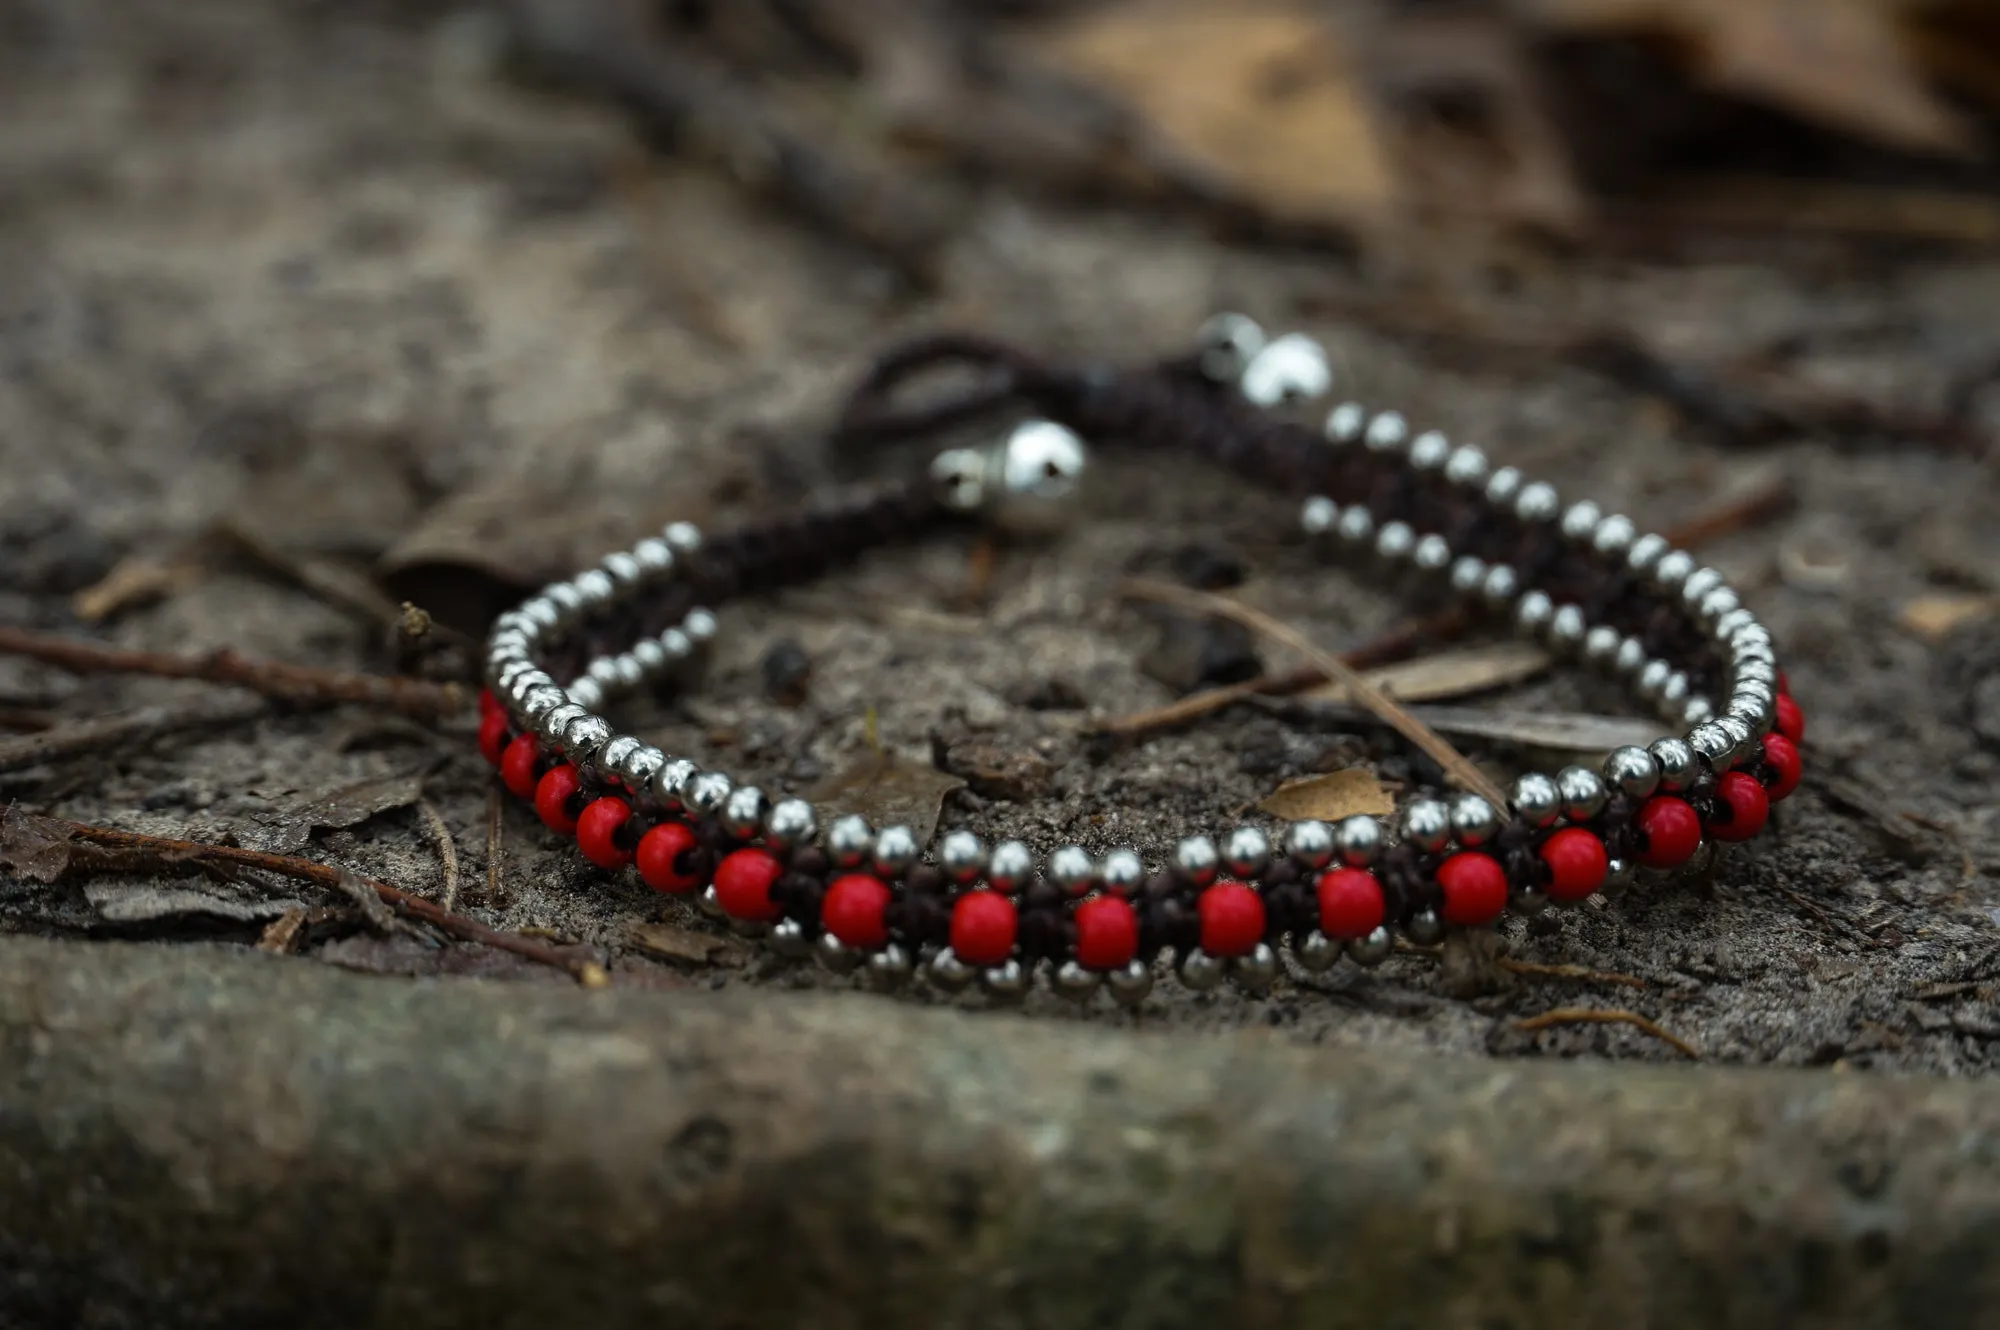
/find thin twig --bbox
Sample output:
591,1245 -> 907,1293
55,819 -> 601,984
1513,1007 -> 1700,1059
417,798 -> 462,913
1497,959 -> 1647,989
0,695 -> 270,774
485,785 -> 506,907
256,907 -> 308,955
0,626 -> 465,720
1118,578 -> 1507,808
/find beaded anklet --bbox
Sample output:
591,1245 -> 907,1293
475,316 -> 1804,1002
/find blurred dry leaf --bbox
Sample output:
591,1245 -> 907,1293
628,921 -> 751,968
1305,642 -> 1550,704
274,771 -> 428,852
1898,592 -> 2000,643
1028,0 -> 1394,228
0,806 -> 74,884
806,752 -> 965,847
1257,768 -> 1395,822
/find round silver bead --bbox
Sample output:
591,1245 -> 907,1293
1515,590 -> 1555,637
658,627 -> 694,664
683,608 -> 719,647
1556,765 -> 1608,821
1484,466 -> 1524,507
616,744 -> 665,791
597,734 -> 642,779
982,959 -> 1028,1001
1683,839 -> 1718,878
1401,799 -> 1451,854
1052,959 -> 1102,1002
1547,604 -> 1587,653
1404,907 -> 1445,946
1178,948 -> 1226,992
1106,958 -> 1154,1006
1444,445 -> 1489,488
1614,635 -> 1648,678
697,883 -> 725,919
989,420 -> 1089,534
1513,882 -> 1550,914
1559,500 -> 1602,542
866,943 -> 913,991
1637,658 -> 1673,703
1658,670 -> 1691,712
686,770 -> 733,816
1603,746 -> 1660,800
925,948 -> 974,993
1347,925 -> 1393,966
631,536 -> 674,576
1100,848 -> 1145,897
1652,549 -> 1696,593
1583,624 -> 1622,671
544,581 -> 585,622
1602,856 -> 1636,894
663,521 -> 702,554
1727,694 -> 1772,738
1222,826 -> 1272,879
1335,815 -> 1382,867
1408,430 -> 1451,472
559,676 -> 603,713
1412,533 -> 1452,574
1048,844 -> 1096,897
600,551 -> 643,588
611,654 -> 646,690
1449,555 -> 1488,597
872,825 -> 921,878
559,714 -> 612,764
769,917 -> 812,960
763,798 -> 817,851
1688,723 -> 1733,770
537,702 -> 586,745
1240,333 -> 1332,408
1511,772 -> 1561,829
1174,835 -> 1220,886
1697,587 -> 1741,628
629,638 -> 669,676
826,814 -> 873,869
1375,521 -> 1416,563
1481,564 -> 1520,608
1715,715 -> 1755,767
653,758 -> 698,810
1364,410 -> 1408,453
1626,532 -> 1669,574
1196,312 -> 1267,381
1680,566 -> 1726,609
1324,401 -> 1367,443
938,830 -> 985,885
1295,929 -> 1340,972
572,568 -> 616,608
1232,942 -> 1279,993
585,656 -> 621,689
1449,794 -> 1499,848
1300,495 -> 1338,537
816,931 -> 863,974
1515,482 -> 1560,523
1335,505 -> 1375,546
520,684 -> 566,722
519,597 -> 560,632
1713,607 -> 1758,642
721,786 -> 768,841
1682,696 -> 1716,727
1284,820 -> 1335,870
1591,514 -> 1637,558
1647,738 -> 1698,793
985,840 -> 1034,894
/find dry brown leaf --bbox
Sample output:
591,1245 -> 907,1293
1029,0 -> 1394,228
1304,642 -> 1550,705
272,771 -> 428,852
1898,592 -> 2000,643
629,921 -> 751,968
0,806 -> 75,884
1257,769 -> 1396,823
806,753 -> 965,847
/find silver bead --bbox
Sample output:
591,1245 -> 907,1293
938,830 -> 985,885
1374,521 -> 1416,562
1335,815 -> 1382,866
764,798 -> 817,851
1680,566 -> 1726,609
986,840 -> 1034,894
1683,696 -> 1716,727
1603,745 -> 1660,800
1485,466 -> 1524,507
1547,604 -> 1587,653
1408,430 -> 1451,472
663,521 -> 702,554
816,931 -> 862,974
686,770 -> 733,816
1688,722 -> 1732,769
1300,495 -> 1338,537
1222,826 -> 1272,879
1173,835 -> 1220,886
631,536 -> 674,576
872,825 -> 921,878
1614,635 -> 1648,678
1324,401 -> 1367,442
1511,772 -> 1561,829
537,702 -> 586,745
1196,312 -> 1266,381
1637,658 -> 1673,702
496,658 -> 541,691
1444,444 -> 1489,488
1449,794 -> 1499,848
1658,670 -> 1690,712
1481,564 -> 1519,608
599,551 -> 642,588
1515,590 -> 1555,637
597,734 -> 641,780
1515,482 -> 1560,523
1100,848 -> 1144,897
1592,514 -> 1637,558
721,786 -> 768,840
925,947 -> 974,993
1556,765 -> 1607,821
769,917 -> 812,960
610,653 -> 645,690
827,814 -> 873,868
1715,715 -> 1754,769
866,943 -> 913,991
1697,586 -> 1741,628
992,420 -> 1088,534
559,676 -> 602,713
1402,799 -> 1451,854
544,581 -> 585,622
1364,410 -> 1408,452
616,744 -> 665,791
982,959 -> 1028,1001
697,883 -> 725,918
1240,333 -> 1332,407
1602,856 -> 1635,895
1178,948 -> 1226,991
1513,882 -> 1550,914
1683,838 -> 1717,878
1713,607 -> 1758,642
1347,925 -> 1393,967
1449,555 -> 1488,597
1404,907 -> 1445,946
1652,549 -> 1696,593
1626,532 -> 1669,574
1559,500 -> 1602,542
629,638 -> 668,675
1412,533 -> 1452,574
1284,820 -> 1335,870
518,597 -> 560,633
585,656 -> 622,689
1106,958 -> 1154,1006
1294,929 -> 1341,972
520,684 -> 566,722
1232,942 -> 1279,993
682,608 -> 719,648
653,758 -> 698,810
659,627 -> 694,664
1583,624 -> 1622,671
1049,844 -> 1096,897
929,447 -> 987,512
1335,505 -> 1375,546
560,714 -> 612,765
1648,738 -> 1698,793
1052,959 -> 1101,1001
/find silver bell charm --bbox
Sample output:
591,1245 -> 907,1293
931,419 -> 1088,535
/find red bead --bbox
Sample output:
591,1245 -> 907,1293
1436,852 -> 1508,927
1774,693 -> 1805,744
500,734 -> 543,799
1196,881 -> 1265,957
1539,828 -> 1608,903
1315,868 -> 1384,940
951,890 -> 1017,966
1074,895 -> 1139,970
478,688 -> 502,718
636,821 -> 702,894
713,848 -> 784,922
533,764 -> 583,834
823,874 -> 892,949
1710,770 -> 1769,843
576,796 -> 634,870
1636,795 -> 1702,868
478,707 -> 512,768
1760,733 -> 1802,801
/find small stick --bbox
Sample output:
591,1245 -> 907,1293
57,820 -> 599,983
257,907 -> 308,955
0,626 -> 465,720
484,785 -> 506,907
418,798 -> 462,913
1513,1007 -> 1700,1059
1118,579 -> 1508,808
0,695 -> 269,774
1497,959 -> 1647,989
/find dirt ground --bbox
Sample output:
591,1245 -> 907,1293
4,0 -> 1999,1076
